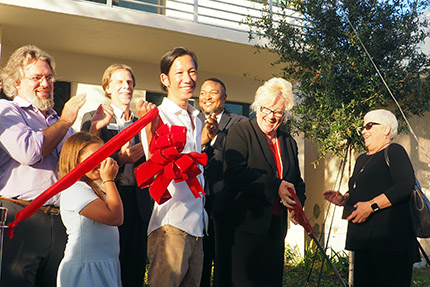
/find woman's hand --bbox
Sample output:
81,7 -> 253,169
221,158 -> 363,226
100,157 -> 119,182
322,190 -> 346,206
278,180 -> 296,209
288,209 -> 299,225
346,201 -> 373,223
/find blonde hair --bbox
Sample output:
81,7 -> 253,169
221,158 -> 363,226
0,45 -> 55,99
364,109 -> 398,139
101,64 -> 135,98
251,77 -> 294,120
59,132 -> 105,199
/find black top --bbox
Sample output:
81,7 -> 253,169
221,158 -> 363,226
216,119 -> 306,236
198,111 -> 248,217
344,143 -> 419,262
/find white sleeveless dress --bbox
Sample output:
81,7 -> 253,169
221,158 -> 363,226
57,181 -> 121,287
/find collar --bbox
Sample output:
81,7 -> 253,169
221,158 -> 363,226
215,110 -> 224,123
162,97 -> 200,118
202,110 -> 225,123
110,103 -> 134,122
13,96 -> 58,118
204,110 -> 224,122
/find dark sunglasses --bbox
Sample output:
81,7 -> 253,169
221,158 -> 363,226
362,122 -> 381,131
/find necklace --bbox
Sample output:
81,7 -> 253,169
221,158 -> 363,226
352,154 -> 374,189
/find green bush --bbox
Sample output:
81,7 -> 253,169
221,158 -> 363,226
283,244 -> 348,287
283,244 -> 430,287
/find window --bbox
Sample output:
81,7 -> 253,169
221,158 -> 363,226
53,81 -> 71,116
145,91 -> 165,106
225,101 -> 250,117
113,0 -> 165,14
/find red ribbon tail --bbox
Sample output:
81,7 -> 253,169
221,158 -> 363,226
149,172 -> 173,204
288,187 -> 315,237
6,222 -> 15,239
158,190 -> 172,205
134,161 -> 161,188
186,177 -> 205,199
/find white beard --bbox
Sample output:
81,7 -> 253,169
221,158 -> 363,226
28,92 -> 55,112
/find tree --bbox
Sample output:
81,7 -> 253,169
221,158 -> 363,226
248,0 -> 430,159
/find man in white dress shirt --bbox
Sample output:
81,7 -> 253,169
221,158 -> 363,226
137,47 -> 208,287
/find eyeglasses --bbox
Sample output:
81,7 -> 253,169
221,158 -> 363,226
362,122 -> 381,131
260,106 -> 285,118
25,75 -> 56,83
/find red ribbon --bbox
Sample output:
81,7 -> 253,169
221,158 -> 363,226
6,108 -> 159,238
288,187 -> 314,237
134,124 -> 208,205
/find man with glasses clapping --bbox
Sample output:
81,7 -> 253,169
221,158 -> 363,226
0,45 -> 86,287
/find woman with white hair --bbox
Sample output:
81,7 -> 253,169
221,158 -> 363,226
215,77 -> 306,286
323,109 -> 420,286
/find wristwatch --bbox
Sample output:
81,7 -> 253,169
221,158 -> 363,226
370,200 -> 380,212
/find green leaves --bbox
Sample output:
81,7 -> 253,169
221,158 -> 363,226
248,0 -> 430,159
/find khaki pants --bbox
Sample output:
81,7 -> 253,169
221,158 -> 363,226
148,225 -> 203,287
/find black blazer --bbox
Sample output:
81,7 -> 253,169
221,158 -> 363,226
81,110 -> 152,222
198,111 -> 248,197
215,119 -> 306,236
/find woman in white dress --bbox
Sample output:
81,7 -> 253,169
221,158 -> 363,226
57,132 -> 123,287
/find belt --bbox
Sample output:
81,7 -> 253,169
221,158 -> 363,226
0,196 -> 60,215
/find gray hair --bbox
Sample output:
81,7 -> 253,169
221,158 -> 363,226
250,77 -> 294,121
364,109 -> 398,139
0,45 -> 56,99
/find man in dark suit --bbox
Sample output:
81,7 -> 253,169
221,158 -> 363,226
198,78 -> 248,287
81,64 -> 152,287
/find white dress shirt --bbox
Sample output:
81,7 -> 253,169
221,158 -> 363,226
141,97 -> 208,237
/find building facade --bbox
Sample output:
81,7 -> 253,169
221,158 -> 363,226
0,0 -> 428,262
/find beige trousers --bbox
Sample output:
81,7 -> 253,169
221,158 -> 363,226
147,225 -> 204,287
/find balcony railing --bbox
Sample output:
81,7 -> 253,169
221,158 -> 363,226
83,0 -> 301,33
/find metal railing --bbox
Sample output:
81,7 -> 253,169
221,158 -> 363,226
84,0 -> 301,33
0,207 -> 7,280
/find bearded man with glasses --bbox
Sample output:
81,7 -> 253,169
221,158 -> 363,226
0,45 -> 86,287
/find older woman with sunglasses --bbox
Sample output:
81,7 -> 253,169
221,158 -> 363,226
214,77 -> 305,286
323,109 -> 420,287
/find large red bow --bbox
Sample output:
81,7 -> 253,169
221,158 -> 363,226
134,124 -> 208,204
